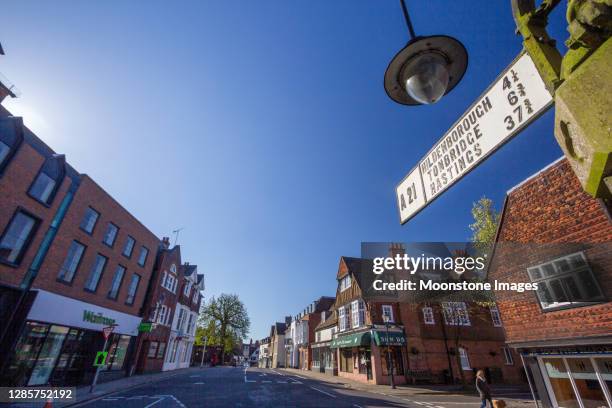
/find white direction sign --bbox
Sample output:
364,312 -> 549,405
396,52 -> 553,224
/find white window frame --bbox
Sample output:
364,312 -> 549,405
422,306 -> 435,325
442,302 -> 471,326
339,306 -> 347,331
340,275 -> 352,292
490,305 -> 502,327
381,304 -> 394,323
502,347 -> 514,365
459,347 -> 471,370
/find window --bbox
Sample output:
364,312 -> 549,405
339,275 -> 352,292
528,252 -> 605,310
0,117 -> 24,174
106,334 -> 131,370
157,304 -> 168,325
122,236 -> 135,257
170,264 -> 177,274
176,308 -> 187,332
57,241 -> 86,283
80,207 -> 99,234
442,302 -> 470,326
84,254 -> 107,292
125,273 -> 141,305
422,307 -> 435,325
28,155 -> 64,205
156,342 -> 166,359
338,306 -> 348,331
108,265 -> 126,299
161,272 -> 177,293
502,347 -> 514,365
382,304 -> 394,323
458,347 -> 470,370
148,341 -> 159,358
0,210 -> 39,265
351,300 -> 365,328
137,246 -> 149,266
187,314 -> 195,334
184,281 -> 192,297
103,223 -> 118,247
490,305 -> 502,327
192,289 -> 198,304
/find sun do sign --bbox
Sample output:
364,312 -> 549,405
396,52 -> 554,224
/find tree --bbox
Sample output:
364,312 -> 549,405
197,293 -> 250,364
469,196 -> 500,255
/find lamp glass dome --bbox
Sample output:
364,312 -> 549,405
404,53 -> 449,104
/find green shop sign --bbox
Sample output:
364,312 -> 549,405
138,322 -> 154,332
372,330 -> 406,347
330,331 -> 371,348
83,310 -> 116,326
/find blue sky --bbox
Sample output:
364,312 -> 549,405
1,1 -> 567,340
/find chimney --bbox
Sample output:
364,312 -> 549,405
161,237 -> 170,249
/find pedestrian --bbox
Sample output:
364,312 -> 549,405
476,369 -> 493,408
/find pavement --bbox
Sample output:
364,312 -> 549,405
8,365 -> 536,407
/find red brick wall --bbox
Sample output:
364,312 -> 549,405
491,158 -> 612,344
0,143 -> 73,287
31,175 -> 160,316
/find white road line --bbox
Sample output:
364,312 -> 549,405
194,382 -> 205,384
143,397 -> 164,408
127,396 -> 144,399
292,374 -> 306,379
353,405 -> 364,408
262,380 -> 272,383
276,380 -> 287,383
291,380 -> 302,384
309,386 -> 337,398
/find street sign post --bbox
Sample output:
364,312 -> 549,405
396,52 -> 554,224
90,325 -> 116,393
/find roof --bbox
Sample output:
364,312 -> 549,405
182,263 -> 198,276
315,313 -> 337,331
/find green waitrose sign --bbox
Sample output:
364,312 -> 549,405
83,310 -> 116,326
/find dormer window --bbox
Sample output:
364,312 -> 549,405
28,155 -> 65,205
339,275 -> 352,292
170,264 -> 177,274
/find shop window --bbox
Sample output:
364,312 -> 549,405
148,341 -> 158,358
490,305 -> 502,327
382,304 -> 394,323
122,236 -> 135,258
567,358 -> 609,408
28,325 -> 70,385
1,321 -> 49,386
0,117 -> 24,175
84,254 -> 107,292
102,223 -> 119,247
157,342 -> 167,359
528,252 -> 605,311
542,358 -> 579,408
442,302 -> 471,326
458,347 -> 471,370
0,209 -> 40,266
106,335 -> 131,370
107,265 -> 126,300
422,306 -> 435,325
380,347 -> 404,376
28,155 -> 65,205
502,347 -> 514,365
57,241 -> 86,283
80,207 -> 99,235
125,273 -> 141,305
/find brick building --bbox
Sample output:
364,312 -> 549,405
488,158 -> 612,407
0,102 -> 160,386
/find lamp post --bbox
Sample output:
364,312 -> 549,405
382,313 -> 396,389
200,336 -> 207,368
384,0 -> 468,106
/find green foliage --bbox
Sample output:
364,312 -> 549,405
197,293 -> 250,358
469,196 -> 500,254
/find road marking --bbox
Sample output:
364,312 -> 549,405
276,380 -> 287,383
143,397 -> 164,408
353,405 -> 364,408
262,380 -> 272,383
194,382 -> 205,384
189,375 -> 200,378
309,386 -> 337,398
292,374 -> 306,379
127,396 -> 144,399
291,380 -> 302,384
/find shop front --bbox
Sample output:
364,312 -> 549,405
520,345 -> 612,408
332,330 -> 374,383
1,290 -> 141,387
371,328 -> 407,386
311,341 -> 337,375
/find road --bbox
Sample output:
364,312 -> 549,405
73,366 -> 528,408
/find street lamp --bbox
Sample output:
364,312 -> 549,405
384,0 -> 468,105
382,312 -> 396,389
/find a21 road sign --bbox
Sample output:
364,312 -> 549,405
396,52 -> 554,225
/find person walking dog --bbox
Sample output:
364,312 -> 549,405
476,370 -> 493,408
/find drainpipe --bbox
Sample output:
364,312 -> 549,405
0,175 -> 80,373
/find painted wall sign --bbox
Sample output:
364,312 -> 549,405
396,52 -> 553,224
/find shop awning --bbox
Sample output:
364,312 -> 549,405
372,330 -> 407,347
330,331 -> 371,348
